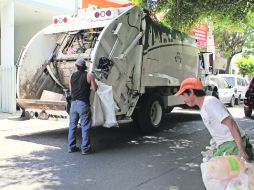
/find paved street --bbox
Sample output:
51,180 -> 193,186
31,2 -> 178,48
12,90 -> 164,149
0,105 -> 253,190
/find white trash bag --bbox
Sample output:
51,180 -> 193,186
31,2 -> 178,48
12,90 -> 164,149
225,173 -> 249,190
201,155 -> 254,190
91,92 -> 104,127
96,81 -> 118,128
200,162 -> 228,190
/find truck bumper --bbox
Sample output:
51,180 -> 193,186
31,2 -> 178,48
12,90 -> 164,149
17,99 -> 66,111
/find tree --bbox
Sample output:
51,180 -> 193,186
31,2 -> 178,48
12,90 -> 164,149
133,0 -> 253,32
236,57 -> 254,77
212,12 -> 254,73
133,0 -> 254,73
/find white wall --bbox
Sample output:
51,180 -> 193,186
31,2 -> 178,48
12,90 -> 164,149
214,50 -> 227,71
0,0 -> 77,113
14,20 -> 49,63
13,0 -> 77,63
230,54 -> 241,74
0,0 -> 16,113
16,0 -> 76,12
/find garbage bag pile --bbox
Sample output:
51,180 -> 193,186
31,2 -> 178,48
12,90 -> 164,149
201,139 -> 254,190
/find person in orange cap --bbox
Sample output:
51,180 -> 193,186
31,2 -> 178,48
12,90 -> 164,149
175,77 -> 254,161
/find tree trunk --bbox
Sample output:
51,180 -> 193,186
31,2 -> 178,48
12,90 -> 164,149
225,56 -> 232,73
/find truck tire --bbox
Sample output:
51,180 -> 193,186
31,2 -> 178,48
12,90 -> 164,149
229,96 -> 235,107
165,107 -> 173,114
244,106 -> 252,117
137,94 -> 164,133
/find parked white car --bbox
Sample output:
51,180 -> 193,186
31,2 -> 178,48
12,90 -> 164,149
206,75 -> 236,107
218,74 -> 248,104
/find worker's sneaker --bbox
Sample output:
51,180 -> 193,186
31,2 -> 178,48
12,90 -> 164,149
81,147 -> 92,155
68,146 -> 80,153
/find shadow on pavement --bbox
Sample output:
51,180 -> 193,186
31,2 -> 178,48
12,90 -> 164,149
6,111 -> 202,150
2,111 -> 206,190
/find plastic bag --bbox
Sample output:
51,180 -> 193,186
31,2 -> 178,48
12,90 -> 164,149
201,162 -> 228,190
225,173 -> 249,190
207,155 -> 246,180
201,155 -> 254,190
91,92 -> 104,127
96,81 -> 118,128
247,164 -> 254,190
201,138 -> 217,163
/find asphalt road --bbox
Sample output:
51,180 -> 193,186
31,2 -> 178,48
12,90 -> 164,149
0,105 -> 253,190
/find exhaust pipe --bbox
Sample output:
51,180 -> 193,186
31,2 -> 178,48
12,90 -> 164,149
34,112 -> 39,118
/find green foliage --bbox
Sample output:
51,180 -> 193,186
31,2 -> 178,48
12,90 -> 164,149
132,0 -> 254,73
236,57 -> 254,77
132,0 -> 254,32
132,0 -> 145,7
212,12 -> 254,72
242,12 -> 254,57
213,30 -> 245,59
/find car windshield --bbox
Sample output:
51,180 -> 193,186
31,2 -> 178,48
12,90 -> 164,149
222,77 -> 235,87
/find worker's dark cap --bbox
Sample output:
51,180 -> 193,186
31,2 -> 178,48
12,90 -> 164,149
75,57 -> 86,67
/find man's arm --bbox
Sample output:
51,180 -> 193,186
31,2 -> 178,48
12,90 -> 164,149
87,73 -> 97,92
222,116 -> 249,160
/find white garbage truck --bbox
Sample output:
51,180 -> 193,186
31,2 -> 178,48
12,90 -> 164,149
16,6 -> 212,132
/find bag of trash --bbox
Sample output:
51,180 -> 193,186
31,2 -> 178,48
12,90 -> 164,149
225,173 -> 249,190
96,81 -> 118,128
207,155 -> 246,180
201,155 -> 254,190
91,92 -> 104,127
200,162 -> 228,190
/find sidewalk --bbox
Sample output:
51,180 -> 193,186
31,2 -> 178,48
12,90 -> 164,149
0,111 -> 22,120
0,110 -> 68,135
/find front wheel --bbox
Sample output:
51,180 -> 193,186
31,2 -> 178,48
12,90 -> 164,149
235,95 -> 240,105
136,94 -> 164,133
229,96 -> 235,107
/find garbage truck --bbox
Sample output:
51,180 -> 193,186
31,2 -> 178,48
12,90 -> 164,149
16,6 -> 212,132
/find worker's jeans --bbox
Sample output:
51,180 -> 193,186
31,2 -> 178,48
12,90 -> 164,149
68,100 -> 91,152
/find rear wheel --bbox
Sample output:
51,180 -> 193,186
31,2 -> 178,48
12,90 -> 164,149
136,94 -> 165,133
244,106 -> 252,117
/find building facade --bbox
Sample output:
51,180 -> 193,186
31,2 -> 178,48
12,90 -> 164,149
82,0 -> 132,8
0,0 -> 78,113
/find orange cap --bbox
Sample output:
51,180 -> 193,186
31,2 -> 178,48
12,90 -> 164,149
175,77 -> 203,96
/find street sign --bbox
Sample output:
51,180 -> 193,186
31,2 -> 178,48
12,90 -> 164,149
192,23 -> 208,48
